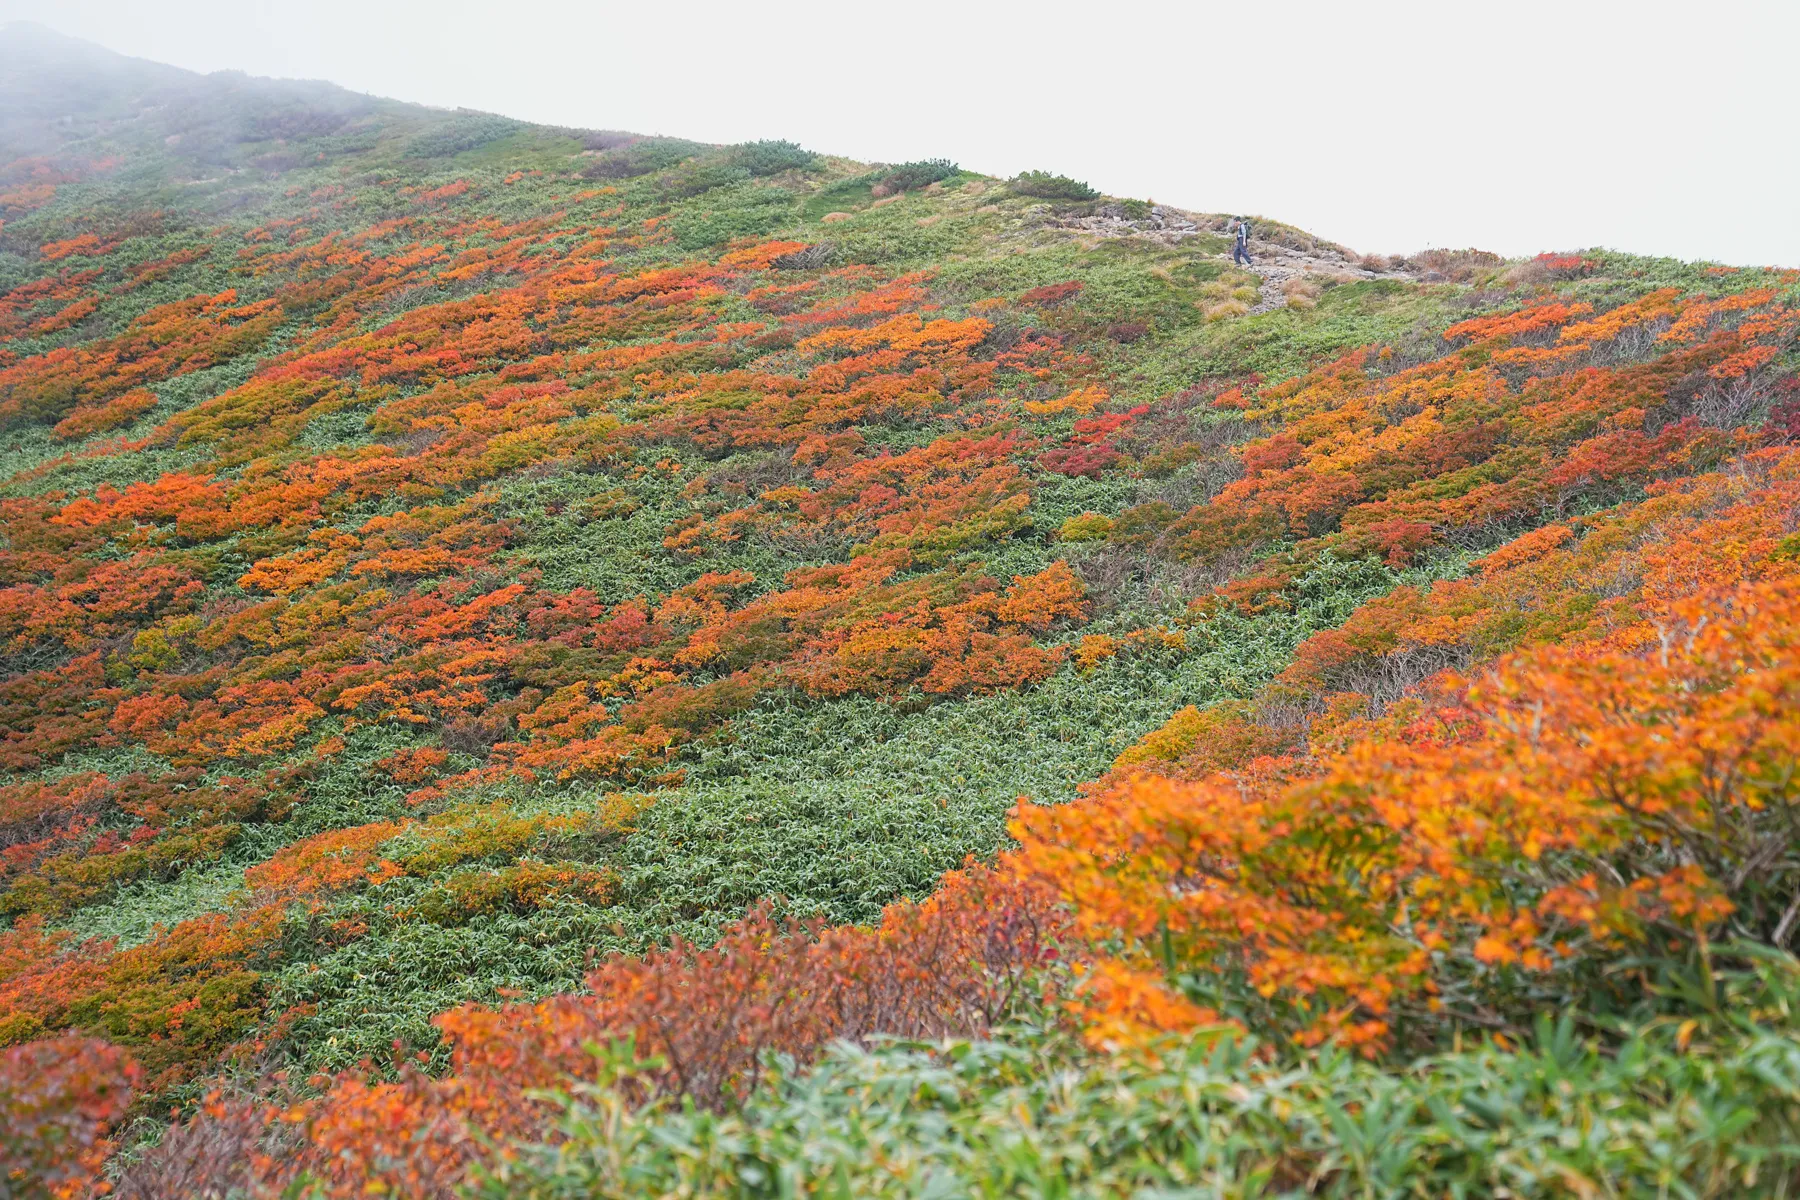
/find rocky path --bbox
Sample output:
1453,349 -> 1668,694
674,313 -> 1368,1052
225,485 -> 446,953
1232,237 -> 1416,313
1040,201 -> 1417,312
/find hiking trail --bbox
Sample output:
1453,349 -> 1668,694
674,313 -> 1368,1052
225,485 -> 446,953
1037,201 -> 1417,312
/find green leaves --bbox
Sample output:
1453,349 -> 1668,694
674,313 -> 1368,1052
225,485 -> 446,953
480,998 -> 1800,1198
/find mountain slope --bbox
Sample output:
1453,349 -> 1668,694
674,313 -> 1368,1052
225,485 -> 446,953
2,28 -> 1799,1197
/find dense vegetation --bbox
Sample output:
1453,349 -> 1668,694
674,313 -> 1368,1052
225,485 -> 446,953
2,20 -> 1799,1198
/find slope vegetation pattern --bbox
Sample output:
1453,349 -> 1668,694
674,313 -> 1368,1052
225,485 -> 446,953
2,22 -> 1800,1198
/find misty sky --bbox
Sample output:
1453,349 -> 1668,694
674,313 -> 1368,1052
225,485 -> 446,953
4,0 -> 1796,266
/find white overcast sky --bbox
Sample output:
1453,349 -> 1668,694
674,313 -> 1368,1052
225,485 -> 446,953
5,0 -> 1797,265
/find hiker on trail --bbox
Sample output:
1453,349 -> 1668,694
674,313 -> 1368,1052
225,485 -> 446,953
1232,217 -> 1253,266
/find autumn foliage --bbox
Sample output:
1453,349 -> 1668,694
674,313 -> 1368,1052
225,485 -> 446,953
1015,445 -> 1800,1050
5,44 -> 1800,1195
0,1037 -> 138,1199
121,866 -> 1059,1197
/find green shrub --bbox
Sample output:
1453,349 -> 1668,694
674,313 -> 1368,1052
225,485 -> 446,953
1057,512 -> 1114,542
657,160 -> 751,201
1010,170 -> 1098,201
876,159 -> 958,195
580,138 -> 698,180
476,954 -> 1800,1197
402,114 -> 524,160
729,140 -> 816,176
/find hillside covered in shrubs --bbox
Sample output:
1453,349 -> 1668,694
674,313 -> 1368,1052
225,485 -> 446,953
3,21 -> 1800,1197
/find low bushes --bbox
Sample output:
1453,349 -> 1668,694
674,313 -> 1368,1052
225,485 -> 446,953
481,978 -> 1800,1198
872,159 -> 957,195
1009,169 -> 1098,201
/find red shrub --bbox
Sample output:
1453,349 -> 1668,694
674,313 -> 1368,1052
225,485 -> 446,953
0,1037 -> 139,1199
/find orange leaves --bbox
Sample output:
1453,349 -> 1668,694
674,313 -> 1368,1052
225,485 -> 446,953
417,179 -> 473,204
1555,287 -> 1682,346
49,387 -> 158,441
15,126 -> 1796,1144
1011,444 -> 1800,1054
244,822 -> 405,899
402,583 -> 526,643
375,861 -> 1057,1124
38,233 -> 111,261
1067,960 -> 1217,1052
236,539 -> 352,596
718,239 -> 811,269
375,746 -> 449,785
1270,443 -> 1800,712
167,376 -> 352,462
0,290 -> 279,428
1023,385 -> 1108,417
1238,432 -> 1304,477
165,680 -> 326,765
0,905 -> 284,1090
1009,766 -> 1420,1049
1444,300 -> 1594,345
51,472 -> 235,537
668,557 -> 1087,701
1015,535 -> 1800,1049
1112,287 -> 1794,586
1710,343 -> 1780,379
1111,700 -> 1299,779
995,560 -> 1089,631
1658,288 -> 1781,345
0,774 -> 110,863
1,223 -> 1095,806
0,919 -> 97,1047
507,705 -> 678,784
795,311 -> 992,359
0,552 -> 205,658
149,863 -> 1060,1196
811,431 -> 1035,562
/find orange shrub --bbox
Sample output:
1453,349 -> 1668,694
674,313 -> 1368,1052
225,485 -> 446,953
1015,564 -> 1800,1050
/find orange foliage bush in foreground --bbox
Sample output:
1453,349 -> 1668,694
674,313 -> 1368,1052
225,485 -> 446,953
1014,448 -> 1800,1050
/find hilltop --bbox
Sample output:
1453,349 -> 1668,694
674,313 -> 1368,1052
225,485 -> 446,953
2,25 -> 1800,1197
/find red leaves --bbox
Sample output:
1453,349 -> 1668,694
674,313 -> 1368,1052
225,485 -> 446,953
1020,280 -> 1084,307
0,291 -> 279,428
1239,433 -> 1304,477
0,1037 -> 139,1199
1107,289 -> 1796,581
1038,442 -> 1121,478
274,864 -> 1062,1194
